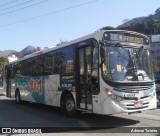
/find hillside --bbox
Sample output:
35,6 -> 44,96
118,8 -> 160,28
102,8 -> 160,35
20,45 -> 37,58
117,8 -> 160,35
118,17 -> 146,28
0,46 -> 38,58
0,50 -> 17,57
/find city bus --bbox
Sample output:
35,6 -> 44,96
3,30 -> 157,117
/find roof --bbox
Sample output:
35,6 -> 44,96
6,30 -> 149,65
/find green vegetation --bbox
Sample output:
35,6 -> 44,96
0,57 -> 9,77
152,58 -> 160,74
101,20 -> 160,35
117,20 -> 160,35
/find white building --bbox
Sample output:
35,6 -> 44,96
7,54 -> 18,62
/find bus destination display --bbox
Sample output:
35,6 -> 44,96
103,32 -> 149,45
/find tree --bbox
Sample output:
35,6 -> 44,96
100,26 -> 115,30
155,8 -> 160,14
0,57 -> 9,72
0,57 -> 9,85
151,58 -> 159,74
37,47 -> 41,51
122,19 -> 130,24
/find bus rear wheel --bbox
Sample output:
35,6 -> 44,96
64,94 -> 80,117
15,91 -> 21,103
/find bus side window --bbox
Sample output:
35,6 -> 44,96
31,56 -> 44,76
44,52 -> 54,75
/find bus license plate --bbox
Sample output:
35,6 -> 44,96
134,102 -> 143,108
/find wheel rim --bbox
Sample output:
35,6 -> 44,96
66,99 -> 74,112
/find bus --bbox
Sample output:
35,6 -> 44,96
3,30 -> 157,117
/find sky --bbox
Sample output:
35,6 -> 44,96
0,0 -> 160,51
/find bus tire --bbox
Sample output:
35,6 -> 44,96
15,90 -> 21,103
64,94 -> 80,117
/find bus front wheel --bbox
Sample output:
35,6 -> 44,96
64,94 -> 80,117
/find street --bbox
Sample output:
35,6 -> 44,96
0,88 -> 160,136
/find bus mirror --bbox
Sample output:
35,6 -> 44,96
100,46 -> 105,59
99,40 -> 106,59
138,46 -> 144,56
99,46 -> 105,67
99,40 -> 105,46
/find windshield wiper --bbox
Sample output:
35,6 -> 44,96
126,66 -> 136,71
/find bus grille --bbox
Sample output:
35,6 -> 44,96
114,84 -> 154,110
127,106 -> 148,110
116,85 -> 154,93
123,96 -> 150,101
124,102 -> 149,110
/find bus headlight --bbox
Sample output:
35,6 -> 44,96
105,88 -> 112,96
105,88 -> 124,102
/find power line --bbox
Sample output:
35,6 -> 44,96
0,0 -> 99,28
0,0 -> 20,8
0,0 -> 35,12
0,0 -> 49,17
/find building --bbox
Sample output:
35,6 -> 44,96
0,50 -> 19,62
150,34 -> 160,77
150,35 -> 160,63
7,54 -> 18,62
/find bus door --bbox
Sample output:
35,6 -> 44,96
76,46 -> 93,110
6,66 -> 11,97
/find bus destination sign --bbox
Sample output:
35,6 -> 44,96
103,32 -> 149,45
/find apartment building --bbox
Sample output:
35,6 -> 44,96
150,34 -> 160,77
150,35 -> 160,61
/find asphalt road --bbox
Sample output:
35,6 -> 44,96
0,88 -> 160,135
0,95 -> 139,129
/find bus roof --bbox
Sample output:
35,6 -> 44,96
6,30 -> 149,65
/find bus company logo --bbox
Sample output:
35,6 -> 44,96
29,79 -> 42,95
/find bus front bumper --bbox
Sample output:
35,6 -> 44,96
101,94 -> 157,115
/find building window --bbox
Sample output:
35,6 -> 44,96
150,50 -> 155,54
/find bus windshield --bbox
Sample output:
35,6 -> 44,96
102,45 -> 154,82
